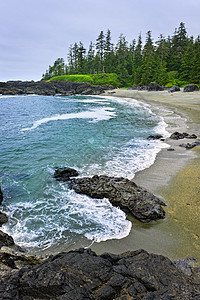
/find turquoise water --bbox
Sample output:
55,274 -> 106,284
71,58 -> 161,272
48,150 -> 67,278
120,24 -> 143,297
0,94 -> 168,253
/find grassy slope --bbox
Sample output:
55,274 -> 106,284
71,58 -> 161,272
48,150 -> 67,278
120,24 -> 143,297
48,73 -> 121,87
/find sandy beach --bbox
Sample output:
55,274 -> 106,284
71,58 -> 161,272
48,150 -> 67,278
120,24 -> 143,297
91,89 -> 200,263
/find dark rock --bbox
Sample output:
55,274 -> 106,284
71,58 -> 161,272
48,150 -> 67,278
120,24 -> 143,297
65,175 -> 166,223
170,131 -> 198,140
183,84 -> 199,92
168,85 -> 180,92
147,82 -> 164,91
0,80 -> 105,96
54,167 -> 79,181
0,250 -> 42,271
167,148 -> 175,151
187,134 -> 198,139
179,141 -> 200,150
0,185 -> 3,205
0,212 -> 8,226
0,230 -> 14,248
0,248 -> 199,299
147,134 -> 163,140
128,85 -> 147,90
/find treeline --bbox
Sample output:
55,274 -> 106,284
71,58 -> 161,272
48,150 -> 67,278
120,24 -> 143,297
42,22 -> 200,87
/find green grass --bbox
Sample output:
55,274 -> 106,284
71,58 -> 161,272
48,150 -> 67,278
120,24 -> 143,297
48,73 -> 121,87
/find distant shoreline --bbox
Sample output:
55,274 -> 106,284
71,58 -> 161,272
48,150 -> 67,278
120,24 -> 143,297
91,89 -> 200,263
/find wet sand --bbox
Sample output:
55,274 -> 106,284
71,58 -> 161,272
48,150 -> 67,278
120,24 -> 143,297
91,89 -> 200,263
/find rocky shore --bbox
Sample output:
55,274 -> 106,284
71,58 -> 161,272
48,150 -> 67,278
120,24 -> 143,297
0,80 -> 105,96
0,247 -> 200,299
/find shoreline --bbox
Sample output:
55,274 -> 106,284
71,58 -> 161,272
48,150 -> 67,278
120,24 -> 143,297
90,89 -> 200,263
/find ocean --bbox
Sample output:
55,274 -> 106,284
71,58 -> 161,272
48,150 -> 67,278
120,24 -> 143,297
0,94 -> 169,254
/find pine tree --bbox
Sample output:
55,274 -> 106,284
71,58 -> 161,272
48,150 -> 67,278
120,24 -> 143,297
167,22 -> 188,75
132,34 -> 143,84
141,31 -> 155,85
86,42 -> 95,74
115,34 -> 131,85
154,34 -> 169,85
42,58 -> 66,80
77,42 -> 86,74
96,31 -> 105,72
104,29 -> 114,73
190,35 -> 200,83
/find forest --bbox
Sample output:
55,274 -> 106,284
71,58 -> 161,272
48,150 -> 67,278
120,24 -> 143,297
42,22 -> 200,87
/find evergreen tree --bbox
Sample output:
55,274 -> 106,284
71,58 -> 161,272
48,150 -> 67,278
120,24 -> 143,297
42,58 -> 66,80
132,34 -> 143,84
77,42 -> 86,74
167,22 -> 188,74
96,31 -> 105,72
190,35 -> 200,83
115,34 -> 131,85
154,34 -> 169,85
141,31 -> 155,85
180,36 -> 194,81
104,29 -> 114,73
86,42 -> 95,74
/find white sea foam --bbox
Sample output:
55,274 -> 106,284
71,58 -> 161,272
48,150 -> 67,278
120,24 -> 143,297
2,187 -> 132,250
83,138 -> 169,179
21,107 -> 116,131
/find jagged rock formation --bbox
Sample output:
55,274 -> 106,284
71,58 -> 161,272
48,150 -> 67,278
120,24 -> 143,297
0,248 -> 199,299
0,80 -> 105,96
54,171 -> 166,223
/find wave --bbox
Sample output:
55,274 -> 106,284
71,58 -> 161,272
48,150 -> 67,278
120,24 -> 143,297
21,107 -> 116,131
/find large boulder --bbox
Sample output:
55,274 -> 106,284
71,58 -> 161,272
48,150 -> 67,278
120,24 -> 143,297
169,85 -> 180,92
147,82 -> 164,91
0,248 -> 199,299
54,167 -> 79,181
66,175 -> 166,223
183,84 -> 199,92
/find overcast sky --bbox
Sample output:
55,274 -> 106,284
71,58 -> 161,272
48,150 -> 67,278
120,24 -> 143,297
0,0 -> 199,82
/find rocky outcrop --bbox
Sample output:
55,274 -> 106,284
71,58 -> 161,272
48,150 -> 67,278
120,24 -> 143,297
183,84 -> 199,92
169,85 -> 180,92
0,248 -> 199,299
0,80 -> 105,96
170,132 -> 197,140
0,230 -> 14,248
54,167 -> 79,181
0,213 -> 8,227
147,82 -> 164,91
64,175 -> 166,223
